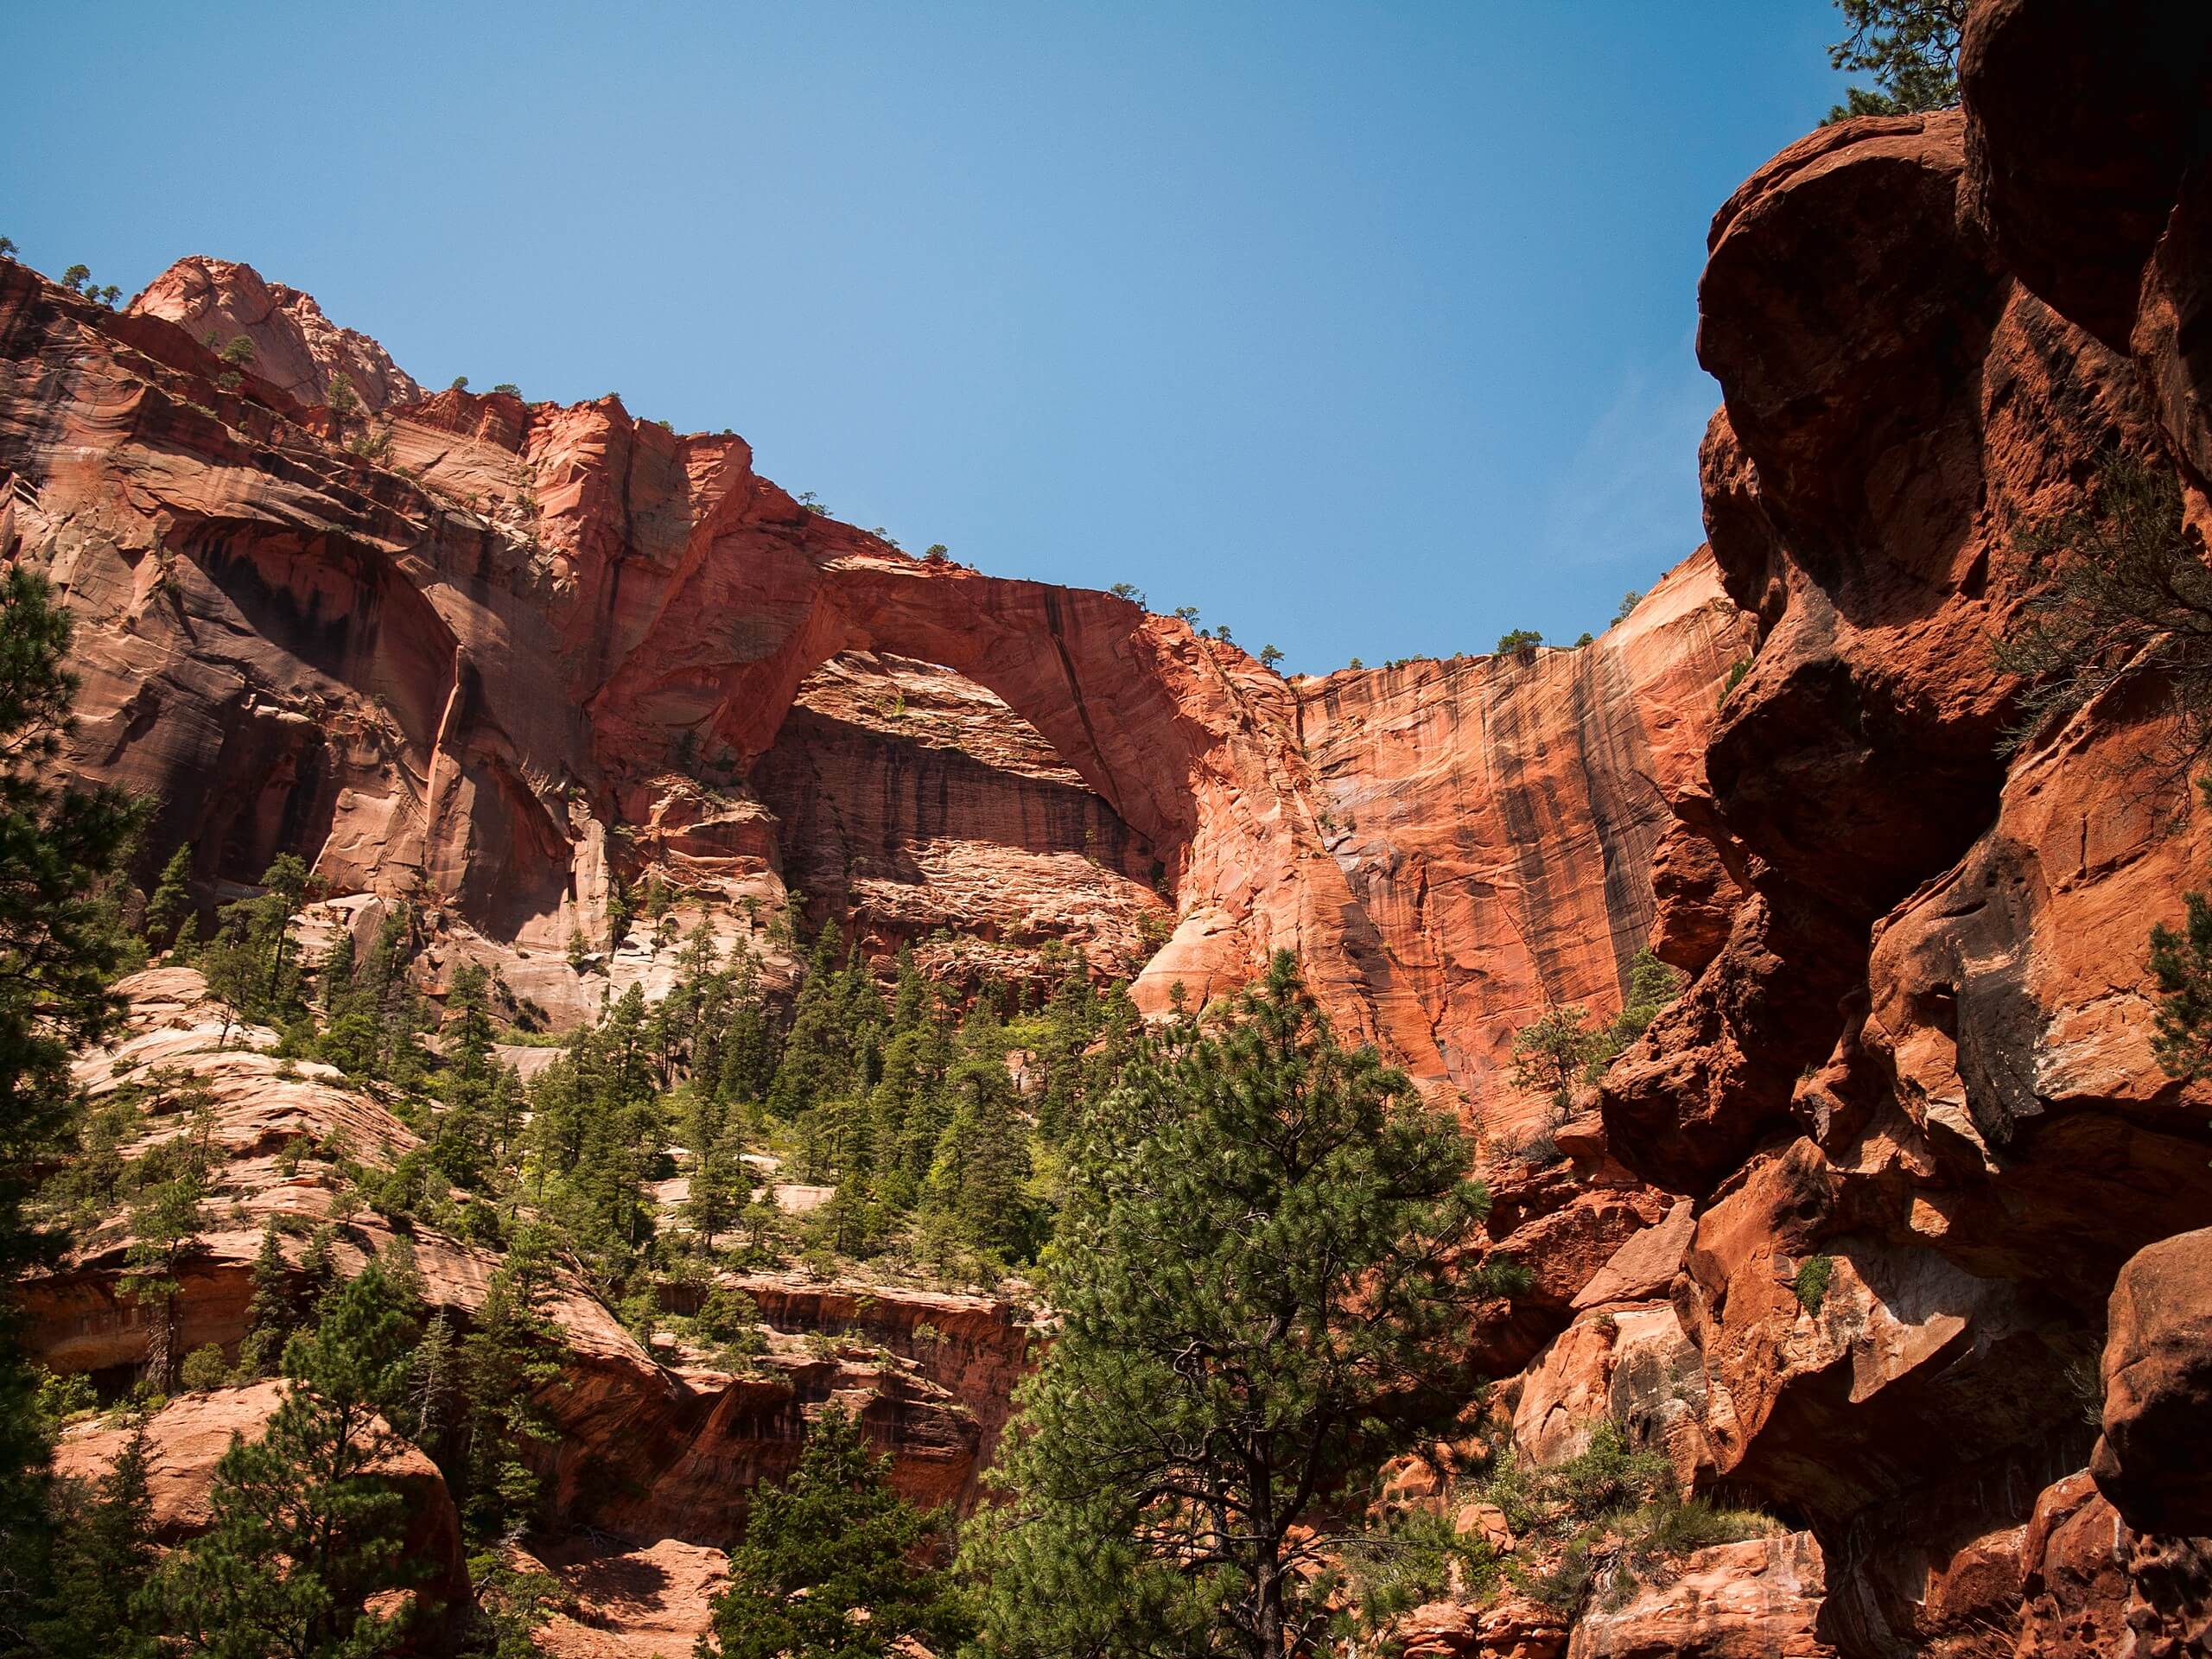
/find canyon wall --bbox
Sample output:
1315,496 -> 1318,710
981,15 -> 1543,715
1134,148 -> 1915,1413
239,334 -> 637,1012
1531,4 -> 2212,1654
1,247 -> 1745,1111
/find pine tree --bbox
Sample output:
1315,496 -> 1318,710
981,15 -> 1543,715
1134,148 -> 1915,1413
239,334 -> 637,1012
123,1145 -> 207,1394
684,1096 -> 751,1253
1508,1003 -> 1612,1117
157,1259 -> 423,1659
0,569 -> 143,1647
141,842 -> 195,952
969,953 -> 1524,1659
202,855 -> 312,1028
237,1222 -> 299,1380
454,1230 -> 561,1541
32,1414 -> 161,1658
918,1048 -> 1033,1266
768,929 -> 852,1119
700,1403 -> 969,1659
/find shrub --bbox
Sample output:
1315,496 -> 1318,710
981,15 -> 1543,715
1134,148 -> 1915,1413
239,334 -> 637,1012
1993,456 -> 2209,761
1497,628 -> 1544,657
1611,590 -> 1643,626
179,1343 -> 229,1391
448,375 -> 468,391
493,382 -> 520,397
1793,1254 -> 1834,1314
1719,658 -> 1751,704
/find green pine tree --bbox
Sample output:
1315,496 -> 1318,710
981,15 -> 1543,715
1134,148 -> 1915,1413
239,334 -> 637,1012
238,1222 -> 300,1380
0,569 -> 144,1646
141,842 -> 195,952
157,1258 -> 423,1659
454,1229 -> 561,1541
31,1413 -> 161,1658
700,1403 -> 969,1659
968,953 -> 1525,1659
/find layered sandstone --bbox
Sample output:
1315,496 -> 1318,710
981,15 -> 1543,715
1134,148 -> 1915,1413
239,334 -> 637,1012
1297,556 -> 1752,1128
3,245 -> 1746,1106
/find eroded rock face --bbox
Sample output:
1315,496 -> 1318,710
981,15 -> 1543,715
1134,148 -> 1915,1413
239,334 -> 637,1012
1581,5 -> 2212,1656
5,248 -> 1746,1101
129,255 -> 426,412
2094,1228 -> 2212,1539
520,1535 -> 729,1659
751,652 -> 1172,975
1298,555 -> 1752,1125
1564,1534 -> 1830,1659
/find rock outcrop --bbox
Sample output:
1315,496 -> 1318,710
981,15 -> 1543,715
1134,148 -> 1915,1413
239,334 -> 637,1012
128,256 -> 425,411
1565,1534 -> 1830,1659
1558,3 -> 2212,1655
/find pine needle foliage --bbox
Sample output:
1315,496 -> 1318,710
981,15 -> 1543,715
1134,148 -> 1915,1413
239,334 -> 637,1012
701,1403 -> 969,1659
970,952 -> 1526,1659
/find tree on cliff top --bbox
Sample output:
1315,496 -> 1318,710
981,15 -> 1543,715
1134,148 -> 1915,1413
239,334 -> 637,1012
969,953 -> 1524,1659
700,1402 -> 969,1659
1825,1 -> 1966,121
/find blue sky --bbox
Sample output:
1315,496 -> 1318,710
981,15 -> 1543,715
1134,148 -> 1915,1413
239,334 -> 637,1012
4,3 -> 1852,673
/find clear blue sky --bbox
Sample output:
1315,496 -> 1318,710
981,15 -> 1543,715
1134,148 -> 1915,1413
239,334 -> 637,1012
5,3 -> 1853,674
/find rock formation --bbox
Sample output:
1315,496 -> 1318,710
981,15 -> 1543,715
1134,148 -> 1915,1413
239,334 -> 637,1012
1558,3 -> 2212,1653
2,245 -> 1745,1103
12,3 -> 2212,1652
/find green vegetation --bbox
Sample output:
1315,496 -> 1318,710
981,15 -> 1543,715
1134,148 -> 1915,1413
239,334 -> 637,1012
1259,642 -> 1285,669
701,1403 -> 969,1659
1471,1423 -> 1775,1617
60,265 -> 122,308
1825,1 -> 1965,122
966,954 -> 1525,1659
1497,628 -> 1543,657
1793,1255 -> 1834,1315
1992,457 -> 2212,760
2151,885 -> 2212,1079
1611,590 -> 1642,627
1719,657 -> 1751,704
0,569 -> 143,1646
1507,950 -> 1687,1140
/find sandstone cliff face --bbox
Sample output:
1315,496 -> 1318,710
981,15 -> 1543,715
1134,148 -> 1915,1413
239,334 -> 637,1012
751,651 -> 1172,975
1299,554 -> 1752,1129
1546,5 -> 2212,1654
3,249 -> 1744,1109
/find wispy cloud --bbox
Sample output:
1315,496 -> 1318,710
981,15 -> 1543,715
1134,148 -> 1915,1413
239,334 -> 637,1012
1540,358 -> 1718,569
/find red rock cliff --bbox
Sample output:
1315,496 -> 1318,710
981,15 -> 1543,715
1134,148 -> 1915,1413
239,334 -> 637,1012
1,253 -> 1744,1115
1561,3 -> 2212,1653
